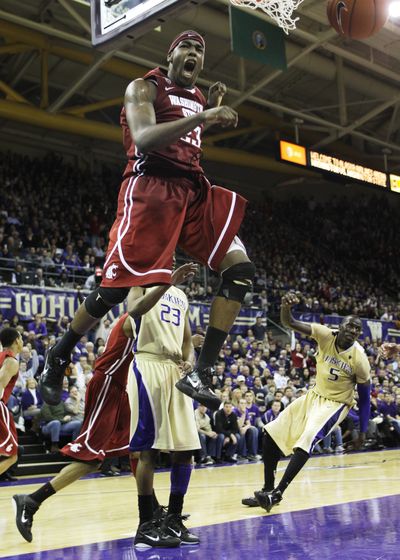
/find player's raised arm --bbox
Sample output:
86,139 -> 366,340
207,81 -> 226,108
379,342 -> 400,360
280,292 -> 311,336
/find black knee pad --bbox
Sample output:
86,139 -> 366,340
217,261 -> 256,303
84,287 -> 129,318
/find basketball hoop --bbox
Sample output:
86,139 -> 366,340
229,0 -> 305,34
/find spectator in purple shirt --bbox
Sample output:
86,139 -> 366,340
27,313 -> 48,339
222,346 -> 235,368
378,393 -> 400,438
262,400 -> 282,424
234,398 -> 259,461
61,244 -> 81,269
244,391 -> 262,428
239,365 -> 254,388
377,392 -> 396,416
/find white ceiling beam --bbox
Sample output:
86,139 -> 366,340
315,93 -> 400,148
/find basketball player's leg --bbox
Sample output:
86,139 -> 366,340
177,240 -> 255,409
163,450 -> 199,545
255,443 -> 309,512
131,451 -> 161,515
268,400 -> 349,505
135,449 -> 158,524
134,450 -> 180,548
242,431 -> 281,507
255,397 -> 345,512
13,460 -> 100,542
197,245 -> 254,365
40,286 -> 129,405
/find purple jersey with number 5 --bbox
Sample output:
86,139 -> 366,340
121,67 -> 207,178
131,286 -> 188,361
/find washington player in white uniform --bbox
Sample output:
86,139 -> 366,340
127,263 -> 201,549
246,292 -> 371,512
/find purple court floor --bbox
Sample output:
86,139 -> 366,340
4,493 -> 400,560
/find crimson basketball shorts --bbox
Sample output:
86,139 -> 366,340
61,374 -> 130,462
101,174 -> 247,288
0,400 -> 18,457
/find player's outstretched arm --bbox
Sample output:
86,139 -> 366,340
280,292 -> 312,336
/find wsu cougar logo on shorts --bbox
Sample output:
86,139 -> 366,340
105,264 -> 118,280
68,443 -> 82,453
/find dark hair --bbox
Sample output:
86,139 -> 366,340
0,327 -> 20,349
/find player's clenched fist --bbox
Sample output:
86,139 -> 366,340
204,106 -> 238,128
379,342 -> 400,360
281,292 -> 300,307
207,81 -> 227,108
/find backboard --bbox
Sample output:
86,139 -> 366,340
91,0 -> 208,47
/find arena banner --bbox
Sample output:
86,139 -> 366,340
0,286 -> 265,335
295,313 -> 400,341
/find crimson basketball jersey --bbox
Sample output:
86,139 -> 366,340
95,313 -> 134,387
0,350 -> 18,403
121,67 -> 207,177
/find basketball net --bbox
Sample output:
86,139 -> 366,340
229,0 -> 305,34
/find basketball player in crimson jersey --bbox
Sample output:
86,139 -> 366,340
0,328 -> 23,476
40,30 -> 255,411
13,263 -> 196,544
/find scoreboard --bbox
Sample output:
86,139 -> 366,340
91,0 -> 207,47
279,140 -> 399,193
390,174 -> 400,193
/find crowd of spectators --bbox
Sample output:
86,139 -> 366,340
241,196 -> 400,319
1,151 -> 400,320
0,151 -> 115,289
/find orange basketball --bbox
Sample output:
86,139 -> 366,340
327,0 -> 389,39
